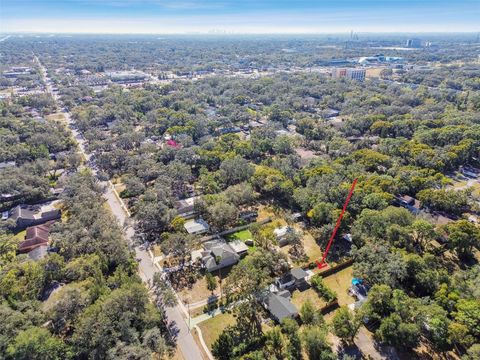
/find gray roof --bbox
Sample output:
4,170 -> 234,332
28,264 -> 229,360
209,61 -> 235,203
10,205 -> 35,221
28,244 -> 48,261
291,268 -> 308,280
202,242 -> 239,271
184,219 -> 209,234
228,239 -> 249,254
265,292 -> 298,322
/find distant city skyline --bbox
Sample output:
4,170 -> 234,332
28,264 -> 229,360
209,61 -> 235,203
1,0 -> 479,34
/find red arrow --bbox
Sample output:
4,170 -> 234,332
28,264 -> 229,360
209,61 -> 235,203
316,178 -> 358,269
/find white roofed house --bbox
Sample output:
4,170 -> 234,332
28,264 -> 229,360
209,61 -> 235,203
228,239 -> 249,258
184,218 -> 209,235
274,226 -> 295,247
200,239 -> 240,272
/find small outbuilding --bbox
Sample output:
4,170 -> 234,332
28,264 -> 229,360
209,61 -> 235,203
184,219 -> 209,235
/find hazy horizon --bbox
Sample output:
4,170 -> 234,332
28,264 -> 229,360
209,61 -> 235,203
1,0 -> 479,34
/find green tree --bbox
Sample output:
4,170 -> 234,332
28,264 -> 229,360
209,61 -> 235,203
206,273 -> 218,293
264,327 -> 286,359
331,306 -> 361,343
463,344 -> 480,360
302,326 -> 335,360
281,318 -> 302,360
375,313 -> 420,349
7,327 -> 72,360
444,220 -> 480,258
300,299 -> 316,325
211,328 -> 235,360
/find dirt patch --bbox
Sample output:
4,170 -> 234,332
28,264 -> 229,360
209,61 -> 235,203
178,276 -> 215,304
46,113 -> 67,123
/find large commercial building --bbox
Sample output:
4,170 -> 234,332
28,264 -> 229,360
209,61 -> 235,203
332,68 -> 366,81
406,38 -> 422,48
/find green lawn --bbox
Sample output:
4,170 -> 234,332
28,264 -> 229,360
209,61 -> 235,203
322,266 -> 355,306
226,229 -> 257,254
291,288 -> 327,310
226,229 -> 253,241
198,312 -> 236,349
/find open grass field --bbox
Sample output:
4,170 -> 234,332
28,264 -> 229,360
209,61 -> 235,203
257,205 -> 287,225
298,229 -> 322,263
291,288 -> 327,310
198,312 -> 236,350
322,266 -> 355,306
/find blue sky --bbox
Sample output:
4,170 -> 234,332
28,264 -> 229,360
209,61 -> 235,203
1,0 -> 479,34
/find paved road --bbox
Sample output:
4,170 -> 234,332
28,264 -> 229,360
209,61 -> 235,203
36,56 -> 204,360
330,327 -> 399,360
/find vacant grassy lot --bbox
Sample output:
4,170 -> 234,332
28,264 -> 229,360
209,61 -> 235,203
257,205 -> 287,226
178,275 -> 215,304
299,229 -> 322,263
198,312 -> 236,350
322,266 -> 355,306
291,288 -> 327,310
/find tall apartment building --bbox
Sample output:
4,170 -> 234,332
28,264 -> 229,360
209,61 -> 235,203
406,38 -> 422,48
332,68 -> 366,81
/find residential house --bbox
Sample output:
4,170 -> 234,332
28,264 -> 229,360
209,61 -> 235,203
343,233 -> 353,243
274,226 -> 294,247
324,108 -> 340,118
461,166 -> 479,178
239,211 -> 258,222
0,161 -> 16,170
395,195 -> 421,214
27,244 -> 48,261
176,196 -> 199,219
349,278 -> 369,309
201,239 -> 240,272
7,203 -> 61,230
184,218 -> 209,235
18,222 -> 54,253
262,291 -> 298,323
228,239 -> 249,257
275,268 -> 309,290
18,221 -> 56,261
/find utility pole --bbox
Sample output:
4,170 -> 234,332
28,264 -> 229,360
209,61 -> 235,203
187,300 -> 191,331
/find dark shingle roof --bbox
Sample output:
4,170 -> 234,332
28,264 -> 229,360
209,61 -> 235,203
265,292 -> 298,322
291,268 -> 308,280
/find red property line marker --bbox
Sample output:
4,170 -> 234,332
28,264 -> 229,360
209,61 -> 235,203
316,178 -> 358,269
